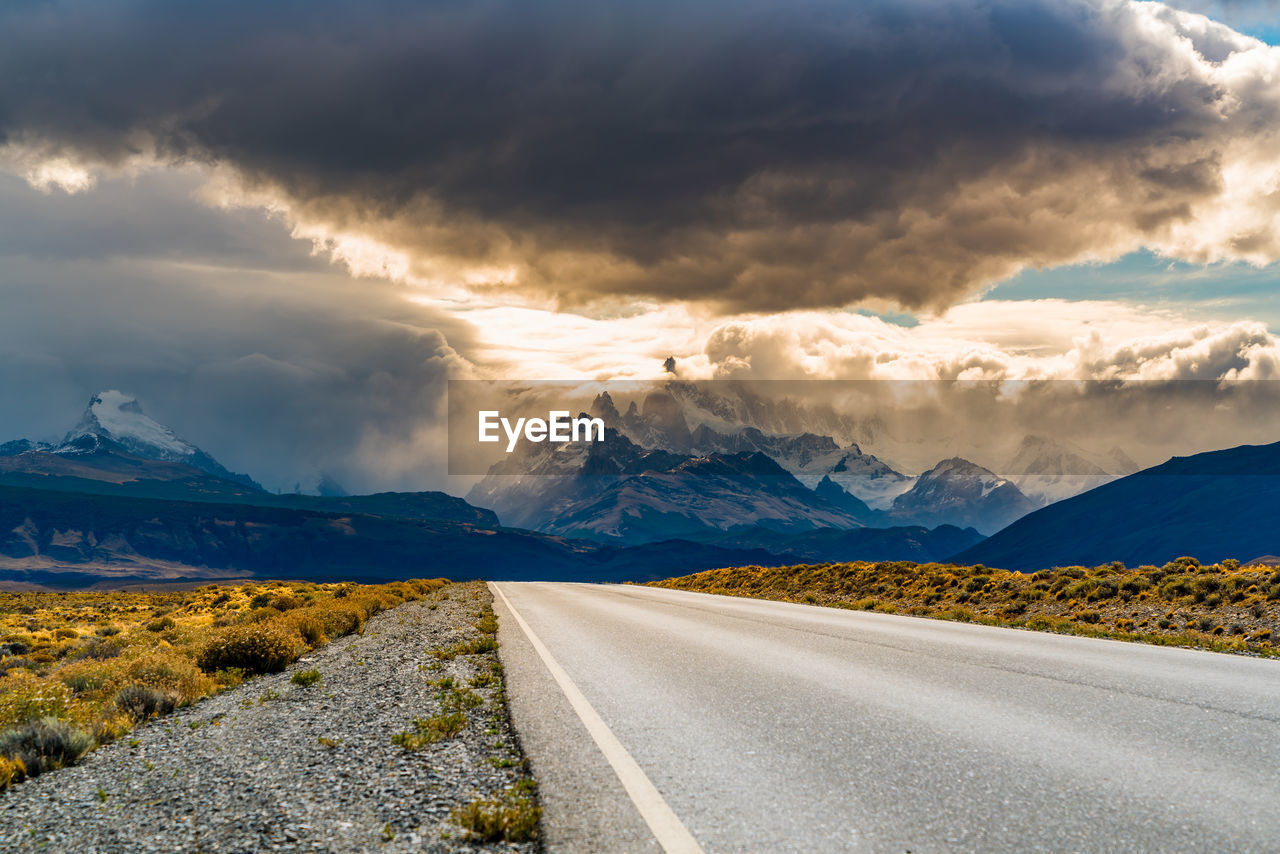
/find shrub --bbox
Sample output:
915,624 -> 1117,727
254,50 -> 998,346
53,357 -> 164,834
285,612 -> 327,647
937,607 -> 975,622
466,636 -> 499,654
392,712 -> 467,749
58,661 -> 117,696
1074,610 -> 1101,624
439,688 -> 484,712
197,623 -> 302,675
0,673 -> 70,728
291,669 -> 322,688
0,754 -> 23,790
452,793 -> 541,843
114,684 -> 179,721
145,617 -> 176,632
72,636 -> 127,662
246,606 -> 283,623
309,602 -> 366,638
1025,615 -> 1071,632
1159,575 -> 1194,599
53,628 -> 78,640
0,717 -> 94,777
125,652 -> 214,704
267,594 -> 302,612
0,641 -> 30,657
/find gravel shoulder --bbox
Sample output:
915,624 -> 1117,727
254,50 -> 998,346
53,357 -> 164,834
0,581 -> 538,853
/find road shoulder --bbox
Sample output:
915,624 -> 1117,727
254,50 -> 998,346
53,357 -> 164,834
493,582 -> 661,854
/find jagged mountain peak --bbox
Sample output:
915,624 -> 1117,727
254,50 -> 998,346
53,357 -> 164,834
590,391 -> 621,424
64,390 -> 199,459
889,456 -> 1036,535
54,390 -> 263,490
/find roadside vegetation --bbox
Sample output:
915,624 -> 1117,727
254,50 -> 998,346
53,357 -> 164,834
0,578 -> 446,791
652,557 -> 1279,656
397,585 -> 541,844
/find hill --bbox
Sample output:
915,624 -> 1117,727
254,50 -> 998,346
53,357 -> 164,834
0,482 -> 794,587
954,440 -> 1280,570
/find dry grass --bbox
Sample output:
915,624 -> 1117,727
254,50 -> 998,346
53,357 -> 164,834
452,784 -> 541,843
651,556 -> 1280,656
0,578 -> 448,790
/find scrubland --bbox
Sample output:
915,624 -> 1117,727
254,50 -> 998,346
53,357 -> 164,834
652,557 -> 1279,656
0,580 -> 540,850
0,578 -> 444,790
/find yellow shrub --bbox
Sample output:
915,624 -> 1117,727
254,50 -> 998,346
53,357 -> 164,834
196,622 -> 303,674
93,711 -> 134,743
308,602 -> 366,638
284,612 -> 327,647
57,661 -> 120,698
124,651 -> 214,703
0,755 -> 25,790
0,672 -> 71,728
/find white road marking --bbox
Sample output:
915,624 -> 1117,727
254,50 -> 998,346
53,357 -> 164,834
491,583 -> 705,854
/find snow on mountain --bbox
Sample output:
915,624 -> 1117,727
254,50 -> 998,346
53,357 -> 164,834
52,391 -> 262,490
888,457 -> 1037,535
590,389 -> 912,509
787,445 -> 915,510
62,390 -> 198,459
465,422 -> 866,541
1004,435 -> 1139,505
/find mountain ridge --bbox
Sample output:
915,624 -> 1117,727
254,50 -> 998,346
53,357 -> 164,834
954,440 -> 1280,570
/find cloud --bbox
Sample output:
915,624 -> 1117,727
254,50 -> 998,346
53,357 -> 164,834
1,0 -> 1279,313
696,299 -> 1280,382
0,168 -> 478,493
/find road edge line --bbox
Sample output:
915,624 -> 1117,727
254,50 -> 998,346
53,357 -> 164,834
490,582 -> 705,854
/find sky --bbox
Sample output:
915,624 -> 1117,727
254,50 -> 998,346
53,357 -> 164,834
2,0 -> 1280,493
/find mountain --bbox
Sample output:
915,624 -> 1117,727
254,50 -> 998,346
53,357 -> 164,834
0,391 -> 984,584
0,446 -> 499,526
953,440 -> 1280,570
1,392 -> 499,526
54,390 -> 262,489
1004,435 -> 1138,505
812,475 -> 874,519
590,390 -> 912,509
535,452 -> 868,543
887,457 -> 1037,535
468,426 -> 867,544
0,480 -> 806,587
793,445 -> 914,509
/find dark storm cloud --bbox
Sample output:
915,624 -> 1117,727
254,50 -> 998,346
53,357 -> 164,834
0,170 -> 476,493
1,0 -> 1278,310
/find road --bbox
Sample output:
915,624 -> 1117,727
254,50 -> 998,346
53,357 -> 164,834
491,582 -> 1280,854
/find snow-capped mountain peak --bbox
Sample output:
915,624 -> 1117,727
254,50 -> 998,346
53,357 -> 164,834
63,390 -> 198,459
888,456 -> 1037,535
52,390 -> 263,490
1004,434 -> 1139,506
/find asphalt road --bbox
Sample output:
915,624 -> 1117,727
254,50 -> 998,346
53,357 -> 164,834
491,582 -> 1280,854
